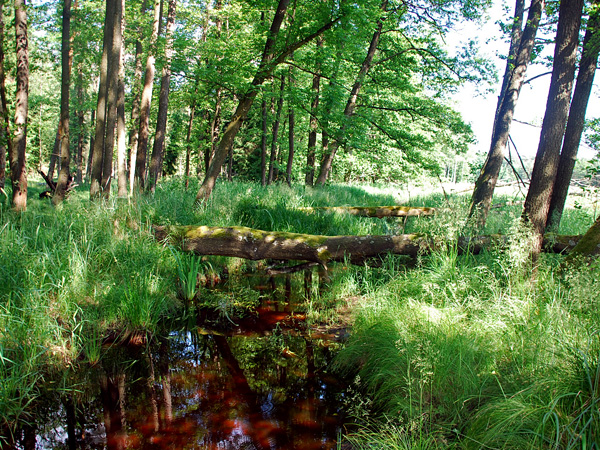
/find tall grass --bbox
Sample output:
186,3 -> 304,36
1,178 -> 598,448
333,205 -> 600,449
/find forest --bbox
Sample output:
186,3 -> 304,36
2,0 -> 600,448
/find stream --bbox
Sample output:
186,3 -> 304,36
15,271 -> 349,450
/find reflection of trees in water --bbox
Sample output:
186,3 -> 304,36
14,304 -> 343,450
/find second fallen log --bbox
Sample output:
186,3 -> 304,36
297,206 -> 435,218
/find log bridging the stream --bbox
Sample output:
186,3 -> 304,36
153,225 -> 594,265
297,205 -> 435,217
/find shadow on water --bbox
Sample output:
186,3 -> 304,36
8,269 -> 347,450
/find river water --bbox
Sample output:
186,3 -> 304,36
19,272 -> 348,450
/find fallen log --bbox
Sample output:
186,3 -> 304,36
153,225 -> 595,265
297,205 -> 435,218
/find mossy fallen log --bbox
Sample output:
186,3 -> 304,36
297,205 -> 435,218
153,225 -> 594,265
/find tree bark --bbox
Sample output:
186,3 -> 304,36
305,38 -> 322,187
89,0 -> 114,199
154,225 -> 592,265
261,95 -> 268,186
134,0 -> 161,191
100,0 -> 123,198
492,0 -> 525,138
10,0 -> 29,211
206,88 -> 222,174
523,0 -> 584,257
184,84 -> 197,188
85,109 -> 95,183
147,0 -> 176,193
128,0 -> 146,193
315,0 -> 387,185
195,0 -> 341,201
468,0 -> 544,228
268,77 -> 285,184
0,2 -> 11,192
53,0 -> 72,205
546,0 -> 600,232
286,83 -> 295,185
116,0 -> 127,198
75,65 -> 84,184
48,126 -> 60,180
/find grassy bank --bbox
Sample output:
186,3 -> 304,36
0,178 -> 598,448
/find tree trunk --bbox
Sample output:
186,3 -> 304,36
85,109 -> 95,183
184,84 -> 197,189
100,0 -> 122,198
468,0 -> 544,227
128,7 -> 145,193
195,0 -> 341,201
89,0 -> 114,199
305,38 -> 322,186
523,0 -> 583,257
546,0 -> 600,232
75,65 -> 84,184
206,88 -> 221,174
53,0 -> 72,205
0,2 -> 10,192
492,0 -> 525,138
286,82 -> 295,185
154,225 -> 591,266
268,77 -> 285,184
116,0 -> 127,198
147,0 -> 176,193
260,95 -> 268,186
315,0 -> 387,185
48,126 -> 60,180
134,0 -> 161,191
10,0 -> 29,211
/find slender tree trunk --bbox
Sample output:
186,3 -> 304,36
268,77 -> 285,184
468,0 -> 544,227
48,127 -> 60,180
134,0 -> 161,191
10,0 -> 29,211
53,0 -> 72,205
85,109 -> 95,183
127,0 -> 147,192
184,85 -> 197,189
492,0 -> 525,137
205,88 -> 221,174
286,81 -> 295,185
128,40 -> 143,192
196,0 -> 340,201
0,3 -> 10,191
116,0 -> 127,198
315,0 -> 387,185
305,38 -> 322,186
75,65 -> 84,184
100,0 -> 123,197
148,0 -> 176,193
546,0 -> 600,232
89,0 -> 114,199
260,95 -> 268,186
523,0 -> 584,257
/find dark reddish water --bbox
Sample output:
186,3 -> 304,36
25,272 -> 347,450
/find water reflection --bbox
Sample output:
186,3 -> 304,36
17,270 -> 345,450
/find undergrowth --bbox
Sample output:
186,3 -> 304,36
0,178 -> 598,449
